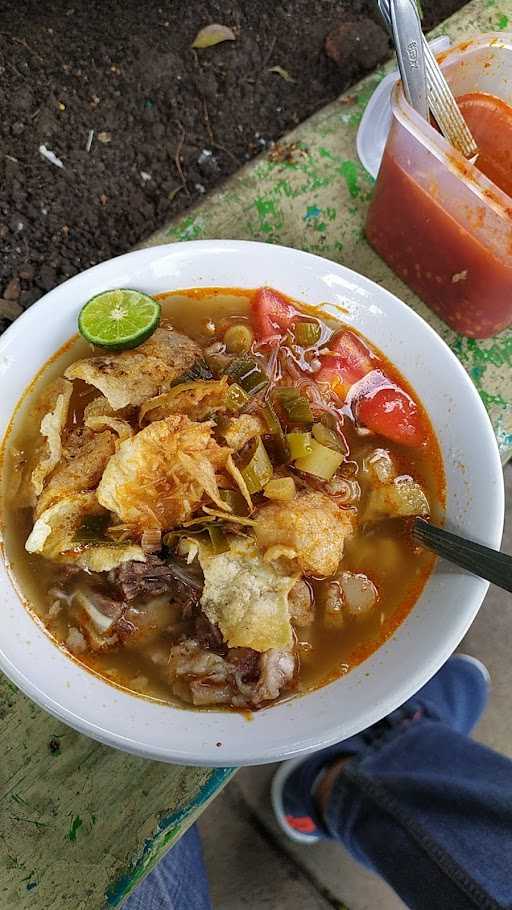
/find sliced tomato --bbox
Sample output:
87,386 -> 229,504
356,386 -> 425,447
250,287 -> 298,340
329,330 -> 373,372
316,331 -> 373,397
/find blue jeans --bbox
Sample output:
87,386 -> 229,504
127,721 -> 512,910
124,824 -> 212,910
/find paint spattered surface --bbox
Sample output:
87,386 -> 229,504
0,671 -> 233,909
1,3 -> 511,910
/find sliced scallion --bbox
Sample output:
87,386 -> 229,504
239,437 -> 273,494
273,387 -> 313,424
225,357 -> 269,395
293,320 -> 321,347
294,438 -> 343,480
286,431 -> 313,460
261,401 -> 290,464
312,422 -> 343,452
225,382 -> 250,412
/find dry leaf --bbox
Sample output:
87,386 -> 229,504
268,142 -> 307,164
268,65 -> 295,83
192,23 -> 236,49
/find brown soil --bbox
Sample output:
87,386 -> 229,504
0,0 -> 466,329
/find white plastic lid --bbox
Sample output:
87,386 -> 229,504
356,36 -> 451,179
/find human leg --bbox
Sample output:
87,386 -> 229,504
273,656 -> 512,910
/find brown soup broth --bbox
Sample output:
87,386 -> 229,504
1,288 -> 445,707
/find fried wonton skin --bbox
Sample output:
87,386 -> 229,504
25,492 -> 145,571
194,537 -> 299,652
97,415 -> 230,531
30,378 -> 73,497
255,491 -> 354,577
65,327 -> 202,410
35,427 -> 116,517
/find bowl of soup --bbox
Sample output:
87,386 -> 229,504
0,240 -> 503,765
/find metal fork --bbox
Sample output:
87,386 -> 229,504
378,0 -> 478,158
413,519 -> 512,593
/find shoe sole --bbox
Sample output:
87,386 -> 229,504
271,757 -> 322,844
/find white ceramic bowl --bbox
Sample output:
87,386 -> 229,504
0,241 -> 504,766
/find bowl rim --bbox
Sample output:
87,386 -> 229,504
0,239 -> 505,765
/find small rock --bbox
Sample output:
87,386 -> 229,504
324,18 -> 389,73
197,148 -> 219,178
19,264 -> 35,280
0,299 -> 23,321
97,131 -> 112,144
3,277 -> 21,300
37,264 -> 56,292
12,121 -> 25,136
9,214 -> 24,233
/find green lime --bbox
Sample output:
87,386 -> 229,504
78,289 -> 161,350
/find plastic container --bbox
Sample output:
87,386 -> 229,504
365,34 -> 512,339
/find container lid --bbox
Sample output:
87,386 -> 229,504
356,36 -> 451,179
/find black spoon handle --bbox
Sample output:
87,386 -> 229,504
413,518 -> 512,594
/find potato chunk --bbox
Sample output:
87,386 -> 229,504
365,478 -> 430,522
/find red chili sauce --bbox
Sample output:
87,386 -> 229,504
366,92 -> 512,338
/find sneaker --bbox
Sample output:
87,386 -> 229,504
271,653 -> 490,844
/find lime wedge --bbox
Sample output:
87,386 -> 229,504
78,289 -> 161,350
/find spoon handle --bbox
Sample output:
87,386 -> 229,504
413,519 -> 512,594
389,0 -> 429,120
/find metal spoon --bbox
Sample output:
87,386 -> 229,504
388,0 -> 428,119
413,518 -> 512,593
378,0 -> 478,158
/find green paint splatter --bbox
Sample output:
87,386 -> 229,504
479,389 -> 508,409
254,196 -> 284,234
304,205 -> 321,220
497,13 -> 509,28
339,161 -> 361,199
471,365 -> 485,382
68,815 -> 83,842
166,215 -> 204,242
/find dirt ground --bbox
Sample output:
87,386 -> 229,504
0,0 -> 465,329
